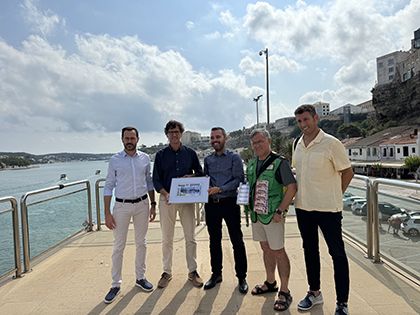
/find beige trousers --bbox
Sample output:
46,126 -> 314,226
159,194 -> 197,274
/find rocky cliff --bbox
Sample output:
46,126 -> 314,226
372,72 -> 420,125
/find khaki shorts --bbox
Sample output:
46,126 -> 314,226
252,218 -> 285,250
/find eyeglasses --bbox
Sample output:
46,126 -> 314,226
167,131 -> 181,135
251,140 -> 266,147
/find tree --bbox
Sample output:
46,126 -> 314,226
337,123 -> 363,138
271,136 -> 289,156
404,155 -> 420,172
0,157 -> 31,167
240,145 -> 255,164
289,124 -> 302,139
229,129 -> 243,138
288,117 -> 297,126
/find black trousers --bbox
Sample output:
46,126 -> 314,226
205,198 -> 247,279
296,209 -> 350,303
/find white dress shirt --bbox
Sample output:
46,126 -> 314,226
104,150 -> 154,199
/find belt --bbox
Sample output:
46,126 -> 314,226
116,194 -> 148,203
209,197 -> 236,204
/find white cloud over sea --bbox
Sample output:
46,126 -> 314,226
0,0 -> 419,154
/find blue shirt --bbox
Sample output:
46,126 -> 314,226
104,150 -> 154,199
153,144 -> 204,193
204,149 -> 244,199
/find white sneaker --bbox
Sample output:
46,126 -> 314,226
297,291 -> 324,311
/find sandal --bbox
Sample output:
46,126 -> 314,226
274,290 -> 293,312
251,280 -> 278,295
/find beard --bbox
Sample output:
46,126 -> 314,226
212,141 -> 225,152
124,143 -> 136,151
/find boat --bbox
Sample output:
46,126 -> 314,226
59,173 -> 67,180
95,170 -> 101,175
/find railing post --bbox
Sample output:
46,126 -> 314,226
95,179 -> 105,230
86,181 -> 93,232
365,183 -> 374,259
20,194 -> 31,273
0,197 -> 22,279
11,198 -> 22,278
353,175 -> 374,259
372,185 -> 381,263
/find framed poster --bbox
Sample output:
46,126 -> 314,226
168,177 -> 210,204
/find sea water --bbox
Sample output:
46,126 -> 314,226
0,160 -> 111,277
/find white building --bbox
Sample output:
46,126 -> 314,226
330,103 -> 363,116
274,117 -> 293,129
313,101 -> 330,116
357,100 -> 374,113
344,126 -> 419,162
182,131 -> 201,145
376,28 -> 420,86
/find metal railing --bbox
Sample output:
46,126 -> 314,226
0,197 -> 22,280
371,179 -> 420,266
2,175 -> 419,281
95,178 -> 202,226
95,179 -> 105,231
350,175 -> 375,259
20,180 -> 92,273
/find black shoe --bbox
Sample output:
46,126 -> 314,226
204,274 -> 223,290
238,278 -> 248,294
104,287 -> 120,304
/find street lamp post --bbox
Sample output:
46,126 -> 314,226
259,48 -> 269,129
253,94 -> 263,128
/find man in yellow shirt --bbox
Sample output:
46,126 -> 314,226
293,105 -> 354,315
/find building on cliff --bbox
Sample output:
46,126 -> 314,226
376,28 -> 420,86
372,28 -> 420,125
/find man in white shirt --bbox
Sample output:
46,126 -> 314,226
103,126 -> 156,304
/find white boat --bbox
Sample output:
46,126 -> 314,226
59,174 -> 67,180
95,170 -> 101,175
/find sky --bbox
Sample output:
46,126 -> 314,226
0,0 -> 419,154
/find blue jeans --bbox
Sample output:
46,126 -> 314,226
296,209 -> 349,303
205,198 -> 247,279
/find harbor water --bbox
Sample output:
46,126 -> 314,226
0,160 -> 110,276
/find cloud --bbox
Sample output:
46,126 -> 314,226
242,0 -> 419,108
205,31 -> 221,40
20,0 -> 64,37
299,86 -> 371,108
333,58 -> 376,88
0,32 -> 259,139
239,54 -> 305,76
243,0 -> 420,64
185,21 -> 195,29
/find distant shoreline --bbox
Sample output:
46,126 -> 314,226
0,165 -> 40,171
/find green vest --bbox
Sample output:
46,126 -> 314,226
245,155 -> 285,224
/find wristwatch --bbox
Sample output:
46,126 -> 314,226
276,208 -> 287,217
151,201 -> 157,206
219,187 -> 223,193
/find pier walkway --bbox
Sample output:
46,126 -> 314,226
0,217 -> 419,314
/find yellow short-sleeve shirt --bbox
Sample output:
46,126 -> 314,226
293,129 -> 351,212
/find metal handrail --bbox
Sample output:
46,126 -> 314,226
95,178 -> 106,230
0,196 -> 22,280
372,179 -> 420,264
351,175 -> 374,259
20,180 -> 92,273
95,178 -> 202,225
